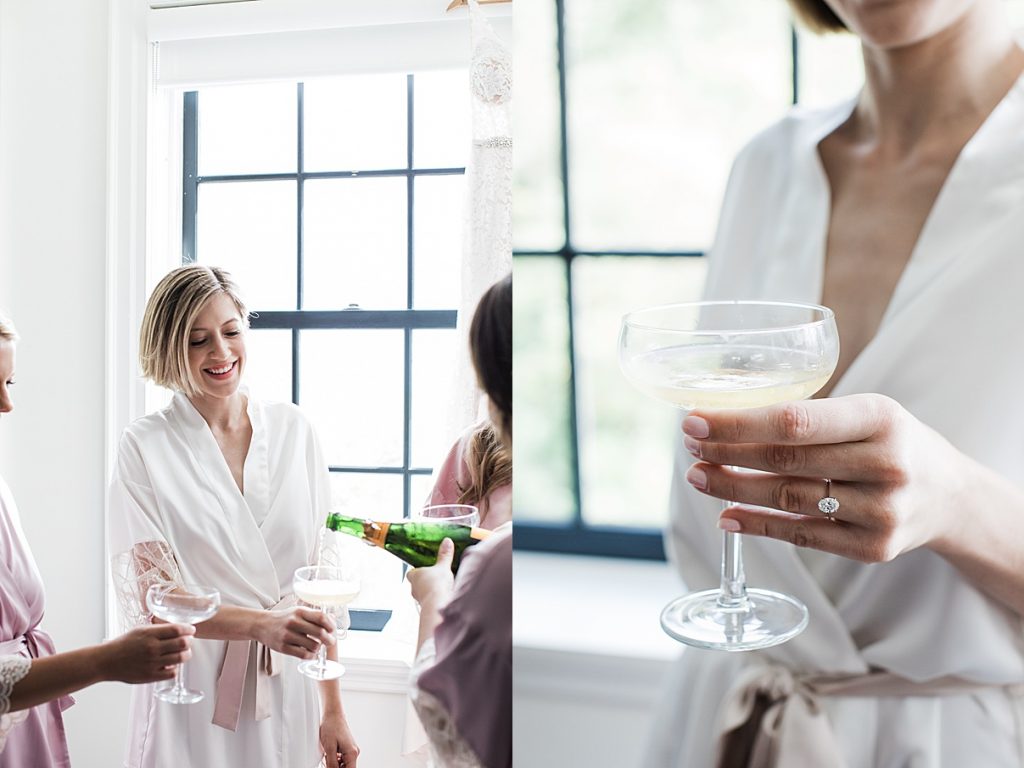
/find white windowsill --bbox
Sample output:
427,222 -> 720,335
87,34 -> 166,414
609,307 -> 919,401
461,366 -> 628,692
513,551 -> 684,661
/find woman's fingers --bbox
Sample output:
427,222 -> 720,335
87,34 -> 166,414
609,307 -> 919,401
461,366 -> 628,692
684,393 -> 900,446
684,436 -> 901,483
686,462 -> 879,527
719,506 -> 897,564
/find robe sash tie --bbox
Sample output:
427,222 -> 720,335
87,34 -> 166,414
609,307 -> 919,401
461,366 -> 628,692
0,627 -> 74,712
716,664 -> 1023,768
212,595 -> 294,731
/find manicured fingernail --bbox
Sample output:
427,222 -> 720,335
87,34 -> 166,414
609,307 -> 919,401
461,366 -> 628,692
685,465 -> 707,491
682,416 -> 710,438
683,435 -> 701,457
718,518 -> 741,532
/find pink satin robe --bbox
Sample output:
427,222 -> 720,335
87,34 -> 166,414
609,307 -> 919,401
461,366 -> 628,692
0,474 -> 72,767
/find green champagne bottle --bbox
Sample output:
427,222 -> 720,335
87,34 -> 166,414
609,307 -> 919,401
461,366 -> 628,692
325,514 -> 492,573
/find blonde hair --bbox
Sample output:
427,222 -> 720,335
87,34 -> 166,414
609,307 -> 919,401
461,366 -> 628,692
786,0 -> 846,33
0,313 -> 18,343
457,424 -> 512,526
139,265 -> 248,396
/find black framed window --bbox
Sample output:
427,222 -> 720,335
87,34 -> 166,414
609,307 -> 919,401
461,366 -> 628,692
180,72 -> 472,598
513,0 -> 863,559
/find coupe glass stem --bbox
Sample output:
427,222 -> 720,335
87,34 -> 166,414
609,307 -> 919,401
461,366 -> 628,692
172,658 -> 186,696
719,527 -> 748,609
316,636 -> 328,672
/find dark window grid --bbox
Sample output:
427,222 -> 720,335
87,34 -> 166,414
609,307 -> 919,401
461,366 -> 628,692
182,77 -> 464,522
514,2 -> 804,559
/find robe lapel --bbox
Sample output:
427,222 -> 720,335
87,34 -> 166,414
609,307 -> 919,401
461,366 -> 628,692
170,393 -> 281,605
759,78 -> 1024,672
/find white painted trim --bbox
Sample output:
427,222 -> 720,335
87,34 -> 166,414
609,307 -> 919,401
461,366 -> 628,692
105,0 -> 152,636
337,655 -> 413,695
514,646 -> 671,709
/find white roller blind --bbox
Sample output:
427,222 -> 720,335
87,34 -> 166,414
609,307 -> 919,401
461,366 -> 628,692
149,0 -> 512,87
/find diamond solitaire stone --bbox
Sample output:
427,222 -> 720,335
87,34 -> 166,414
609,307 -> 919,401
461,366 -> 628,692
818,497 -> 839,515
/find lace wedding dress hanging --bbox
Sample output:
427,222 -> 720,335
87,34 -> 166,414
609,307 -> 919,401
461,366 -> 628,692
446,0 -> 513,440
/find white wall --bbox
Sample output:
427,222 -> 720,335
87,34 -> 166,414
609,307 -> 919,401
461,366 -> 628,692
0,0 -> 121,761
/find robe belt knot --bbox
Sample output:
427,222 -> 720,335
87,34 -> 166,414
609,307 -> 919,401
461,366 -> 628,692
0,628 -> 74,712
212,595 -> 293,732
716,663 -> 1018,768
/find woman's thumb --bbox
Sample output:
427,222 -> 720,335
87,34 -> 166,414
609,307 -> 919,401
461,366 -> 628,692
437,538 -> 455,563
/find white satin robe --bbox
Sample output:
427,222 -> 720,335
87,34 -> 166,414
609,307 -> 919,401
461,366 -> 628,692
645,79 -> 1024,767
107,393 -> 327,768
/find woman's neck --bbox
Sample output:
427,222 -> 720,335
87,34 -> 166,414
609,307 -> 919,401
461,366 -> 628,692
187,391 -> 248,432
852,2 -> 1023,153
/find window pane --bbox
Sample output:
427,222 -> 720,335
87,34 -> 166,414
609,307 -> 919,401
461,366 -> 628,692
303,75 -> 407,172
197,83 -> 297,176
300,330 -> 404,467
196,180 -> 297,310
327,472 -> 403,602
303,177 -> 407,310
410,473 -> 435,513
513,0 -> 564,251
573,256 -> 707,528
564,0 -> 791,251
243,329 -> 292,404
513,257 -> 574,523
413,175 -> 464,309
411,329 -> 460,468
413,70 -> 471,169
796,26 -> 864,108
1007,0 -> 1024,25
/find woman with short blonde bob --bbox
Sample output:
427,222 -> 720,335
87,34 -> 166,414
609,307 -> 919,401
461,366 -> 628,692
108,265 -> 359,767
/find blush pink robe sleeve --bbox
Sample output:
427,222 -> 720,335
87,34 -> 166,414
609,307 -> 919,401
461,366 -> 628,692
411,528 -> 512,768
0,474 -> 72,768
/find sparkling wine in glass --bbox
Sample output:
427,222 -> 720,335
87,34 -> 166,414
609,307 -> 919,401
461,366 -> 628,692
293,565 -> 361,680
619,301 -> 839,651
146,584 -> 221,703
416,504 -> 482,528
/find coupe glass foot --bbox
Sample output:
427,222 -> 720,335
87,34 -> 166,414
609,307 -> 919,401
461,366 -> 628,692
660,588 -> 808,651
298,659 -> 346,681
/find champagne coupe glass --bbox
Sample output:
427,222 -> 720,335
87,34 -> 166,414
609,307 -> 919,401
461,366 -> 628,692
293,564 -> 361,680
416,504 -> 482,528
618,301 -> 839,651
146,584 -> 221,703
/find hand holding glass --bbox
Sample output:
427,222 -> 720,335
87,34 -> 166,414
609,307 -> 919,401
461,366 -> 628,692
146,584 -> 220,703
293,565 -> 361,680
619,301 -> 839,651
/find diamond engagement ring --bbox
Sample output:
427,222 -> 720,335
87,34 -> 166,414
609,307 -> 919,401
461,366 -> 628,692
818,479 -> 839,522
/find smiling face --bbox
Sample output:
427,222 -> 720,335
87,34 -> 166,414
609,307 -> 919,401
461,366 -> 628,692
0,340 -> 14,417
186,293 -> 247,401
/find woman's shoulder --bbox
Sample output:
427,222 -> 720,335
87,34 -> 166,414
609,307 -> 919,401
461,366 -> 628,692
121,402 -> 176,444
734,98 -> 857,174
257,398 -> 313,430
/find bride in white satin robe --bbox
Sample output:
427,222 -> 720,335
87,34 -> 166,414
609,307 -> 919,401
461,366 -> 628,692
108,265 -> 358,768
645,2 -> 1024,766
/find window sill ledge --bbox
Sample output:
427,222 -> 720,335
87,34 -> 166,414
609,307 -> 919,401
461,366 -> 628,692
513,551 -> 683,661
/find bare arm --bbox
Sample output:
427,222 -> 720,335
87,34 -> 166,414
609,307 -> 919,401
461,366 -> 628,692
189,605 -> 335,660
7,624 -> 193,712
